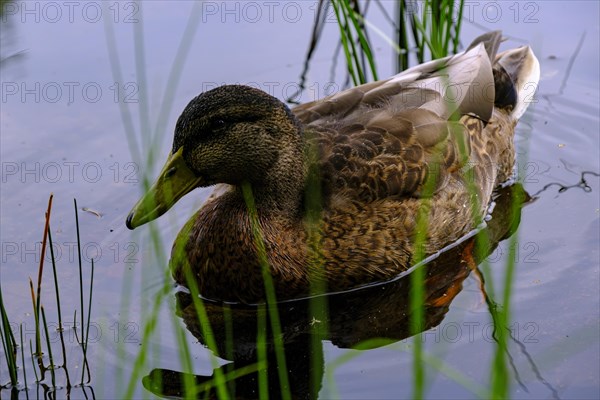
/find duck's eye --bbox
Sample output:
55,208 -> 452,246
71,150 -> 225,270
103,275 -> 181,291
211,119 -> 227,130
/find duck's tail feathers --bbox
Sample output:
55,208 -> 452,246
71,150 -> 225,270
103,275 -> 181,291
467,30 -> 503,60
493,45 -> 540,120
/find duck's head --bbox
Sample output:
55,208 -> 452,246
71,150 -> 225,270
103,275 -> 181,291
126,85 -> 303,230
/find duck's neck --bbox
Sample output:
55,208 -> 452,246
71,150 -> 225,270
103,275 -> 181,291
237,134 -> 308,217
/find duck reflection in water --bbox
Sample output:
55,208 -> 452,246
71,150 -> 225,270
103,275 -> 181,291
143,184 -> 531,399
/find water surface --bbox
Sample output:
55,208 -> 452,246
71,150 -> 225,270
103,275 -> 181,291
1,1 -> 598,398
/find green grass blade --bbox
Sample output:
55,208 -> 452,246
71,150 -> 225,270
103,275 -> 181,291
33,194 -> 53,357
47,224 -> 71,388
396,0 -> 409,71
73,198 -> 85,347
147,2 -> 203,162
168,227 -> 230,399
171,319 -> 198,399
123,284 -> 172,398
222,305 -> 235,396
340,0 -> 378,81
40,307 -> 56,387
330,0 -> 359,85
20,324 -> 28,393
241,183 -> 291,400
101,2 -> 141,165
81,258 -> 95,384
421,352 -> 489,398
409,161 -> 442,398
180,272 -> 230,399
452,0 -> 465,53
442,0 -> 454,54
304,132 -> 329,399
257,304 -> 268,400
28,340 -> 38,383
0,288 -> 18,385
132,1 -> 150,155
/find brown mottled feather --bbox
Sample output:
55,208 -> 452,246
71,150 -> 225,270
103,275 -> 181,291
161,31 -> 538,303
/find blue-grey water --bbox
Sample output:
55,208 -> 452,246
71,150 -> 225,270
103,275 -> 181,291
1,1 -> 598,399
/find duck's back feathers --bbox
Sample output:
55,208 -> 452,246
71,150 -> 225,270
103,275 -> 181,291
293,31 -> 517,206
308,109 -> 472,204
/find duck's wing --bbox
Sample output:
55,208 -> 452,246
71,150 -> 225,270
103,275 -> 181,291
294,32 -> 502,203
308,105 -> 474,202
293,31 -> 500,125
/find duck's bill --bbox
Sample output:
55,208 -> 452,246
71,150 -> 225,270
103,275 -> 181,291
126,147 -> 202,230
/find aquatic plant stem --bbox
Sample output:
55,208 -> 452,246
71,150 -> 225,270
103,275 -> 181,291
179,266 -> 230,399
409,152 -> 444,398
241,182 -> 292,400
20,324 -> 28,393
81,258 -> 95,384
305,134 -> 329,398
74,199 -> 85,348
47,225 -> 71,388
40,307 -> 56,387
33,194 -> 54,357
28,339 -> 39,383
27,278 -> 46,382
171,318 -> 197,399
222,305 -> 236,396
256,304 -> 268,400
339,0 -> 378,81
0,287 -> 18,385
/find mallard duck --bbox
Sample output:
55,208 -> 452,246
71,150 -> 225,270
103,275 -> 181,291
126,31 -> 539,303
